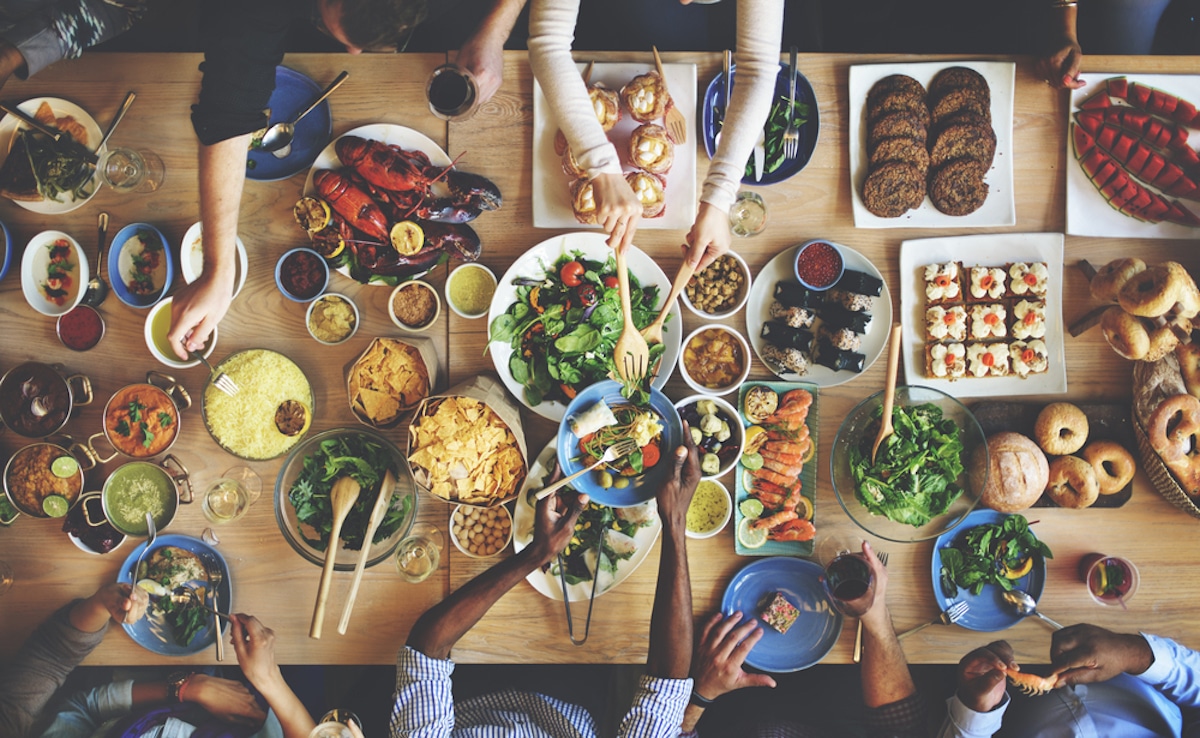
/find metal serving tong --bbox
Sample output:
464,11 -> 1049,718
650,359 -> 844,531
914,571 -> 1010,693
558,525 -> 604,646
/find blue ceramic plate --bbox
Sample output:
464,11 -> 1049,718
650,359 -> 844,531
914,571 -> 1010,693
0,220 -> 11,282
109,223 -> 172,308
930,509 -> 1048,632
702,62 -> 820,185
721,557 -> 842,673
117,534 -> 232,656
557,380 -> 682,507
246,66 -> 334,182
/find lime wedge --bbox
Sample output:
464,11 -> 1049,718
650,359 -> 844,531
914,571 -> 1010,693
42,494 -> 69,517
737,517 -> 769,549
740,452 -> 763,471
739,498 -> 764,519
51,456 -> 79,478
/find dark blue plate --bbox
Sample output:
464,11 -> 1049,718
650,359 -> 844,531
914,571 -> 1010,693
0,219 -> 11,282
246,66 -> 334,182
109,223 -> 172,309
117,534 -> 232,656
930,509 -> 1047,632
557,380 -> 682,507
721,557 -> 842,673
702,62 -> 820,185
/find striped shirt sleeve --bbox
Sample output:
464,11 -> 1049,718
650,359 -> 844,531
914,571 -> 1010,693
618,675 -> 693,738
390,646 -> 456,738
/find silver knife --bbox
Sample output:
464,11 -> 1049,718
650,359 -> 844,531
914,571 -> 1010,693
753,128 -> 766,181
0,102 -> 61,142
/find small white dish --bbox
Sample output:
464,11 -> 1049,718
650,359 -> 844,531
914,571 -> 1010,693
679,324 -> 752,397
389,280 -> 441,332
685,479 -> 732,539
445,263 -> 497,319
681,250 -> 752,320
21,230 -> 88,317
305,293 -> 359,345
180,221 -> 249,298
144,297 -> 218,369
450,503 -> 513,559
674,394 -> 745,480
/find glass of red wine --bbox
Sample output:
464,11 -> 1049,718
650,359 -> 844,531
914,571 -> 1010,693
816,533 -> 875,617
1079,553 -> 1139,607
426,63 -> 480,121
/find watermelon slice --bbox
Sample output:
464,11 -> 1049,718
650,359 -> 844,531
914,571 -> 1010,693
1075,110 -> 1104,134
1120,109 -> 1151,133
1176,146 -> 1200,170
1092,159 -> 1121,189
1165,201 -> 1200,227
1080,91 -> 1112,110
1157,163 -> 1185,188
1171,126 -> 1190,150
1118,180 -> 1142,203
1102,170 -> 1131,199
1159,91 -> 1179,116
1175,100 -> 1197,126
1142,152 -> 1167,182
1112,133 -> 1138,163
1126,188 -> 1153,214
1107,77 -> 1129,99
1073,125 -> 1096,159
1148,89 -> 1166,114
1141,194 -> 1170,222
1145,119 -> 1168,148
1127,143 -> 1152,174
1131,83 -> 1153,110
1097,125 -> 1119,151
1168,176 -> 1199,199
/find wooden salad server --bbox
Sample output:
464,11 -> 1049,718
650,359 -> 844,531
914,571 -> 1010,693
310,476 -> 361,639
337,470 -> 396,635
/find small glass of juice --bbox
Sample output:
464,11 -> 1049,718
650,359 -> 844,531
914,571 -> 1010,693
1079,553 -> 1139,607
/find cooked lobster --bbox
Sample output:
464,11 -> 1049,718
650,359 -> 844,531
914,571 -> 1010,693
347,220 -> 481,278
313,169 -> 388,240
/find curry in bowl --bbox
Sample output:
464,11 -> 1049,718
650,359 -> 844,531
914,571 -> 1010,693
105,384 -> 180,458
4,442 -> 83,517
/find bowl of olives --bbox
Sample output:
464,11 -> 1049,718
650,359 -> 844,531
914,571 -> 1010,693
675,395 -> 744,479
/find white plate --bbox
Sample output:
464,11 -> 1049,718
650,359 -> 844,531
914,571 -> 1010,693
1066,72 -> 1200,239
304,124 -> 452,285
746,243 -> 892,387
848,61 -> 1016,229
0,97 -> 103,214
487,232 -> 683,421
898,233 -> 1066,398
179,221 -> 249,299
513,439 -> 661,602
21,230 -> 88,316
533,61 -> 698,230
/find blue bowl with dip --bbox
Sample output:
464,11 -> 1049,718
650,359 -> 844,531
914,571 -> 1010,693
109,223 -> 173,308
793,239 -> 845,292
275,247 -> 329,303
557,380 -> 683,507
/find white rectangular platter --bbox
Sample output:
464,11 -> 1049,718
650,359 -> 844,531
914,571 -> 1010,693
533,61 -> 697,230
848,60 -> 1016,229
1065,72 -> 1200,239
899,233 -> 1066,398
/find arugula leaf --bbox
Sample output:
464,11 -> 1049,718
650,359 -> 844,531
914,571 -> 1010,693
938,514 -> 1053,598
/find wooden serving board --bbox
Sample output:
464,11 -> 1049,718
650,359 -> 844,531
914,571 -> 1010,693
970,402 -> 1134,508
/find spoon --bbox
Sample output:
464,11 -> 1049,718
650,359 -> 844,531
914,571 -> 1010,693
129,511 -> 156,582
310,475 -> 361,639
870,323 -> 903,464
1002,589 -> 1064,630
81,212 -> 109,307
258,71 -> 350,156
95,92 -> 136,154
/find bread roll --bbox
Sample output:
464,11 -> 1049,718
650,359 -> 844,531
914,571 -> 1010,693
973,431 -> 1049,513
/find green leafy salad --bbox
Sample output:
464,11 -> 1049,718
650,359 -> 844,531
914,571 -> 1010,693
288,435 -> 413,551
548,498 -> 654,586
848,403 -> 964,527
939,514 -> 1053,597
715,94 -> 810,178
489,252 -> 665,407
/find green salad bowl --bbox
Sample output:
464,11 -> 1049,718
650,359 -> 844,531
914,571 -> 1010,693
831,386 -> 986,543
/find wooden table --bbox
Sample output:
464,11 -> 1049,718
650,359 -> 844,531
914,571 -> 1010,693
0,50 -> 1197,668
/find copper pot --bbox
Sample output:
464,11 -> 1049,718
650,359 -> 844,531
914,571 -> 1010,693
0,361 -> 92,439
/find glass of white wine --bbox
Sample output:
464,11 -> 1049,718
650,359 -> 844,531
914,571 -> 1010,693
308,709 -> 363,738
98,147 -> 165,194
730,190 -> 767,237
201,466 -> 261,524
395,523 -> 443,583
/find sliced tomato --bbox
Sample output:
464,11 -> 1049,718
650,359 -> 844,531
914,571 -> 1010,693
559,260 -> 585,287
640,442 -> 660,468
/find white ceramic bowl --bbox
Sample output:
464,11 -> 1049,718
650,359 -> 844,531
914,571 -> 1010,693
144,297 -> 218,369
680,250 -> 752,320
679,324 -> 752,396
450,503 -> 513,558
305,293 -> 360,345
445,263 -> 497,319
388,280 -> 441,332
674,394 -> 745,480
180,221 -> 249,298
685,479 -> 732,539
21,230 -> 88,317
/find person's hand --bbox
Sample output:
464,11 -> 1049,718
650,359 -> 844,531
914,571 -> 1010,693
856,541 -> 891,633
528,487 -> 588,566
167,274 -> 233,360
455,35 -> 503,105
91,582 -> 149,625
682,202 -> 731,272
1037,36 -> 1085,90
656,420 -> 701,530
692,611 -> 777,700
956,640 -> 1015,713
591,172 -> 642,254
229,614 -> 285,692
1051,623 -> 1154,685
181,673 -> 267,727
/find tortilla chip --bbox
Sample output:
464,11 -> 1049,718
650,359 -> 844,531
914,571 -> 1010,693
407,396 -> 526,506
347,338 -> 430,426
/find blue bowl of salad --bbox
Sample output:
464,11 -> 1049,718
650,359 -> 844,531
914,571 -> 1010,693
558,380 -> 683,508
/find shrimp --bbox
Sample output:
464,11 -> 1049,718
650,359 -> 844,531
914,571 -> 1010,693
1004,666 -> 1064,696
761,457 -> 805,477
751,478 -> 797,498
750,468 -> 799,489
763,439 -> 810,456
779,389 -> 813,411
748,486 -> 787,507
761,448 -> 807,466
750,510 -> 798,530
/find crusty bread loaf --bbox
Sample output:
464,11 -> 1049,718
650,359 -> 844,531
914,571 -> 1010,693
973,431 -> 1049,513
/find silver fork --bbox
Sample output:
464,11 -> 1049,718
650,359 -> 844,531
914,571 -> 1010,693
536,438 -> 640,501
192,352 -> 239,397
782,46 -> 801,161
199,554 -> 226,662
852,549 -> 887,663
896,600 -> 970,640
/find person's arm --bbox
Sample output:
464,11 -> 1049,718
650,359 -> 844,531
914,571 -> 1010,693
0,0 -> 146,82
684,0 -> 782,271
527,0 -> 640,253
680,612 -> 777,733
230,614 -> 316,738
936,641 -> 1015,738
1035,2 -> 1085,90
456,0 -> 526,104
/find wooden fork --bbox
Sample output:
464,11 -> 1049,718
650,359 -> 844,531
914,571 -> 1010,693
652,47 -> 687,144
641,261 -> 694,346
613,246 -> 650,385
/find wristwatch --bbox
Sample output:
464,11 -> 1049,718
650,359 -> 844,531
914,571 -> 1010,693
166,671 -> 192,703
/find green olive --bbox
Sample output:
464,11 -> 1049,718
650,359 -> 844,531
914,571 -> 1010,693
613,476 -> 630,489
597,470 -> 614,489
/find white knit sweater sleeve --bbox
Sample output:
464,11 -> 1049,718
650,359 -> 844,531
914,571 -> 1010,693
528,0 -> 623,179
704,0 -> 784,213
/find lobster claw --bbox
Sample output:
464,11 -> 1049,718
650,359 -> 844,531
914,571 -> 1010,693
419,220 -> 481,262
446,170 -> 502,212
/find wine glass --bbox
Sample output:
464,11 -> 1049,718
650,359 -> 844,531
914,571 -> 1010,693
815,533 -> 875,617
394,523 -> 443,583
98,147 -> 165,194
201,466 -> 261,525
426,64 -> 480,121
308,709 -> 363,738
729,191 -> 767,237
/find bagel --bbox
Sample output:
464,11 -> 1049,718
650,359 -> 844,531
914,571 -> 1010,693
1133,354 -> 1187,428
1177,343 -> 1200,399
1034,402 -> 1089,456
1101,307 -> 1150,360
1144,320 -> 1184,363
1147,394 -> 1200,496
1119,264 -> 1186,317
1091,257 -> 1146,302
1080,440 -> 1136,495
973,432 -> 1049,513
1045,455 -> 1099,508
1165,262 -> 1200,319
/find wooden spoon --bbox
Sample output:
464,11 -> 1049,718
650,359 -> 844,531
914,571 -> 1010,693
642,260 -> 694,346
870,324 -> 904,464
310,476 -> 361,639
337,470 -> 396,635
